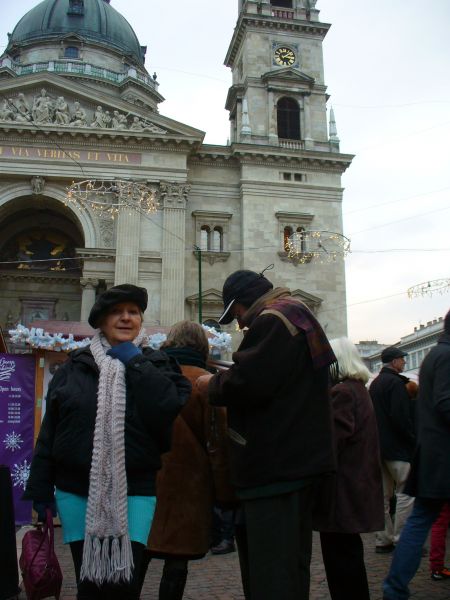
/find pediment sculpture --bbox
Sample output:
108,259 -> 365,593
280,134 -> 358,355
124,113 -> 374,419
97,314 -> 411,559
0,88 -> 167,134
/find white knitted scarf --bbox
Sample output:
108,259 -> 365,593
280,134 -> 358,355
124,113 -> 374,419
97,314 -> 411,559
80,327 -> 147,585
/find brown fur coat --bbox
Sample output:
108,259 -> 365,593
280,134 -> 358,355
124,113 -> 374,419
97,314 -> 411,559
147,364 -> 234,558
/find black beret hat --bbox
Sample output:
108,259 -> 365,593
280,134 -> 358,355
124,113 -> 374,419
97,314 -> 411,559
381,346 -> 408,363
88,284 -> 148,328
219,270 -> 273,325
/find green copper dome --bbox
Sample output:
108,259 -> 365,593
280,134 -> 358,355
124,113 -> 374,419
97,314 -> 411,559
7,0 -> 145,66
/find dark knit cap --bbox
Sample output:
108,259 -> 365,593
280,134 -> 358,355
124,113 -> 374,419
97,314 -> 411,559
219,270 -> 274,325
445,310 -> 450,334
88,284 -> 148,328
381,345 -> 408,363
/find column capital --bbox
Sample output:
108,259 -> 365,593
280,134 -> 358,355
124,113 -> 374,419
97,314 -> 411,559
159,181 -> 190,209
80,277 -> 99,290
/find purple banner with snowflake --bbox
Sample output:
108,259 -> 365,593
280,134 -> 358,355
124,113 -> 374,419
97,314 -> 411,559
0,353 -> 35,524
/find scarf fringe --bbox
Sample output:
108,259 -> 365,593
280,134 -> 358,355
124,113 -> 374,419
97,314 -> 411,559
80,534 -> 134,584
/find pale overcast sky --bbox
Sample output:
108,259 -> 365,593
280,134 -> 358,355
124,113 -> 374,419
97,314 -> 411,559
1,0 -> 449,343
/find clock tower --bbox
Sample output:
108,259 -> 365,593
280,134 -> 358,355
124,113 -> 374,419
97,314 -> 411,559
226,0 -> 333,150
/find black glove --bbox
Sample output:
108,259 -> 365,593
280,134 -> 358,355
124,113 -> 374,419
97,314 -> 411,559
33,500 -> 57,523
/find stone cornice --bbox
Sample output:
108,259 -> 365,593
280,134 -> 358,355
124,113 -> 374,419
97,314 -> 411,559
192,143 -> 354,174
225,15 -> 331,68
0,270 -> 80,284
0,123 -> 202,150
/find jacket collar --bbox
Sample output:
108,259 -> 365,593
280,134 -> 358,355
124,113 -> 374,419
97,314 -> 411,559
242,287 -> 291,327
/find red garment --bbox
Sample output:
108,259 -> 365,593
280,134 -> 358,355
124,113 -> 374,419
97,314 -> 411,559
430,502 -> 450,572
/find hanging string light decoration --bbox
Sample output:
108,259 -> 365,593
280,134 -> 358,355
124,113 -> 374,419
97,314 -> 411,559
65,179 -> 159,217
286,230 -> 351,264
407,278 -> 450,299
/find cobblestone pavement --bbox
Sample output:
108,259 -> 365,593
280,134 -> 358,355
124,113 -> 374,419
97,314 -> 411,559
17,529 -> 450,599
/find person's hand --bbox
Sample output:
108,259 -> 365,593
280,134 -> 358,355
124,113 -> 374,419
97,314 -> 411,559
196,373 -> 214,397
33,500 -> 57,522
107,342 -> 142,364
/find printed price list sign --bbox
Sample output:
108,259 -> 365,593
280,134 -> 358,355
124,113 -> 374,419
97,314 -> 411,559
0,354 -> 35,524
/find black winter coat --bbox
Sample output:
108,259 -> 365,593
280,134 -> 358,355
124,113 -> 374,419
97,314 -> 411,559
209,301 -> 335,492
369,367 -> 415,461
24,346 -> 191,502
405,333 -> 450,499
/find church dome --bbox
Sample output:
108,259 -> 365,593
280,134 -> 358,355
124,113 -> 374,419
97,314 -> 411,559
6,0 -> 145,66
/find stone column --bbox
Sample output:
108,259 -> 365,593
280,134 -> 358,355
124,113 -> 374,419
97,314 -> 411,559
303,94 -> 314,149
80,278 -> 99,321
114,210 -> 141,285
159,182 -> 190,325
268,91 -> 278,144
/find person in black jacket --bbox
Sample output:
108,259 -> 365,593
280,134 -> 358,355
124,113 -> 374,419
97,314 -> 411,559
383,310 -> 450,599
369,346 -> 415,554
196,269 -> 336,600
23,284 -> 191,600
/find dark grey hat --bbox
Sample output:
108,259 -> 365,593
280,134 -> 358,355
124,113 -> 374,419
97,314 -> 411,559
381,346 -> 408,363
88,284 -> 148,328
219,270 -> 273,325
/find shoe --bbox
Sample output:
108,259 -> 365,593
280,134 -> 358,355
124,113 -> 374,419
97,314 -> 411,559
431,568 -> 450,581
210,539 -> 236,555
375,543 -> 395,554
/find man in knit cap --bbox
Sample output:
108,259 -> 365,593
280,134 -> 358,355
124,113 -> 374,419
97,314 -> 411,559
197,268 -> 336,600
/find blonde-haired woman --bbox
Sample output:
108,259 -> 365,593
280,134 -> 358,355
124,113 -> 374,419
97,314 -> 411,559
315,337 -> 384,600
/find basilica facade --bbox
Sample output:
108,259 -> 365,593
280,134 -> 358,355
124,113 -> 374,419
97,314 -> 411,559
0,0 -> 352,338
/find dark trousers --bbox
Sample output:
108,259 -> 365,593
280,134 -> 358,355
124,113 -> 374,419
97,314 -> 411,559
138,551 -> 188,600
320,532 -> 370,600
70,540 -> 145,600
235,486 -> 314,600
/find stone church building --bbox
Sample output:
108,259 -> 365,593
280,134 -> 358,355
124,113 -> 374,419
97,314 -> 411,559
0,0 -> 352,338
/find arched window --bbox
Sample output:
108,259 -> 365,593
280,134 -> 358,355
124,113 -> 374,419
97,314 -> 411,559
200,225 -> 210,251
283,226 -> 293,252
64,46 -> 79,59
0,227 -> 81,272
212,227 -> 223,252
271,0 -> 293,7
277,97 -> 300,140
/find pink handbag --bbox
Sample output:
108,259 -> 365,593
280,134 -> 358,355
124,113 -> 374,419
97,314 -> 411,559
19,509 -> 63,600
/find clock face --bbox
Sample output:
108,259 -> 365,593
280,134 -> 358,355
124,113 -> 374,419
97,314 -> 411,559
274,47 -> 296,67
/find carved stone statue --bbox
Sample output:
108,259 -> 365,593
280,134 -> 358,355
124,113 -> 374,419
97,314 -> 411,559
0,98 -> 15,121
104,110 -> 112,128
54,96 -> 70,125
71,101 -> 87,127
32,88 -> 53,124
112,110 -> 128,130
30,176 -> 45,195
15,93 -> 31,123
91,105 -> 108,128
129,115 -> 145,131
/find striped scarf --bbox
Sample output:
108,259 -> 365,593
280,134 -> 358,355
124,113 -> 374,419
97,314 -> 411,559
244,288 -> 336,370
80,327 -> 146,585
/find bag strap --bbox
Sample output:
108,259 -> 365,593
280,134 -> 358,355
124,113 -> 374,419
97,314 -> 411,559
45,508 -> 55,551
27,509 -> 54,572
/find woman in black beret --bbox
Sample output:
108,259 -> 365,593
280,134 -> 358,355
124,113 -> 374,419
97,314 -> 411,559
23,284 -> 191,600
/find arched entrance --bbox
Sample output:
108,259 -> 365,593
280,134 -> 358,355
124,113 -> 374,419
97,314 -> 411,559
0,196 -> 85,329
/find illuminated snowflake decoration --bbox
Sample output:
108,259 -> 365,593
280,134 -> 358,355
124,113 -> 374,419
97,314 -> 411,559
11,459 -> 31,490
3,431 -> 23,452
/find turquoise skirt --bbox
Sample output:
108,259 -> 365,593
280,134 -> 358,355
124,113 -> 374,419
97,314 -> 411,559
55,488 -> 156,545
